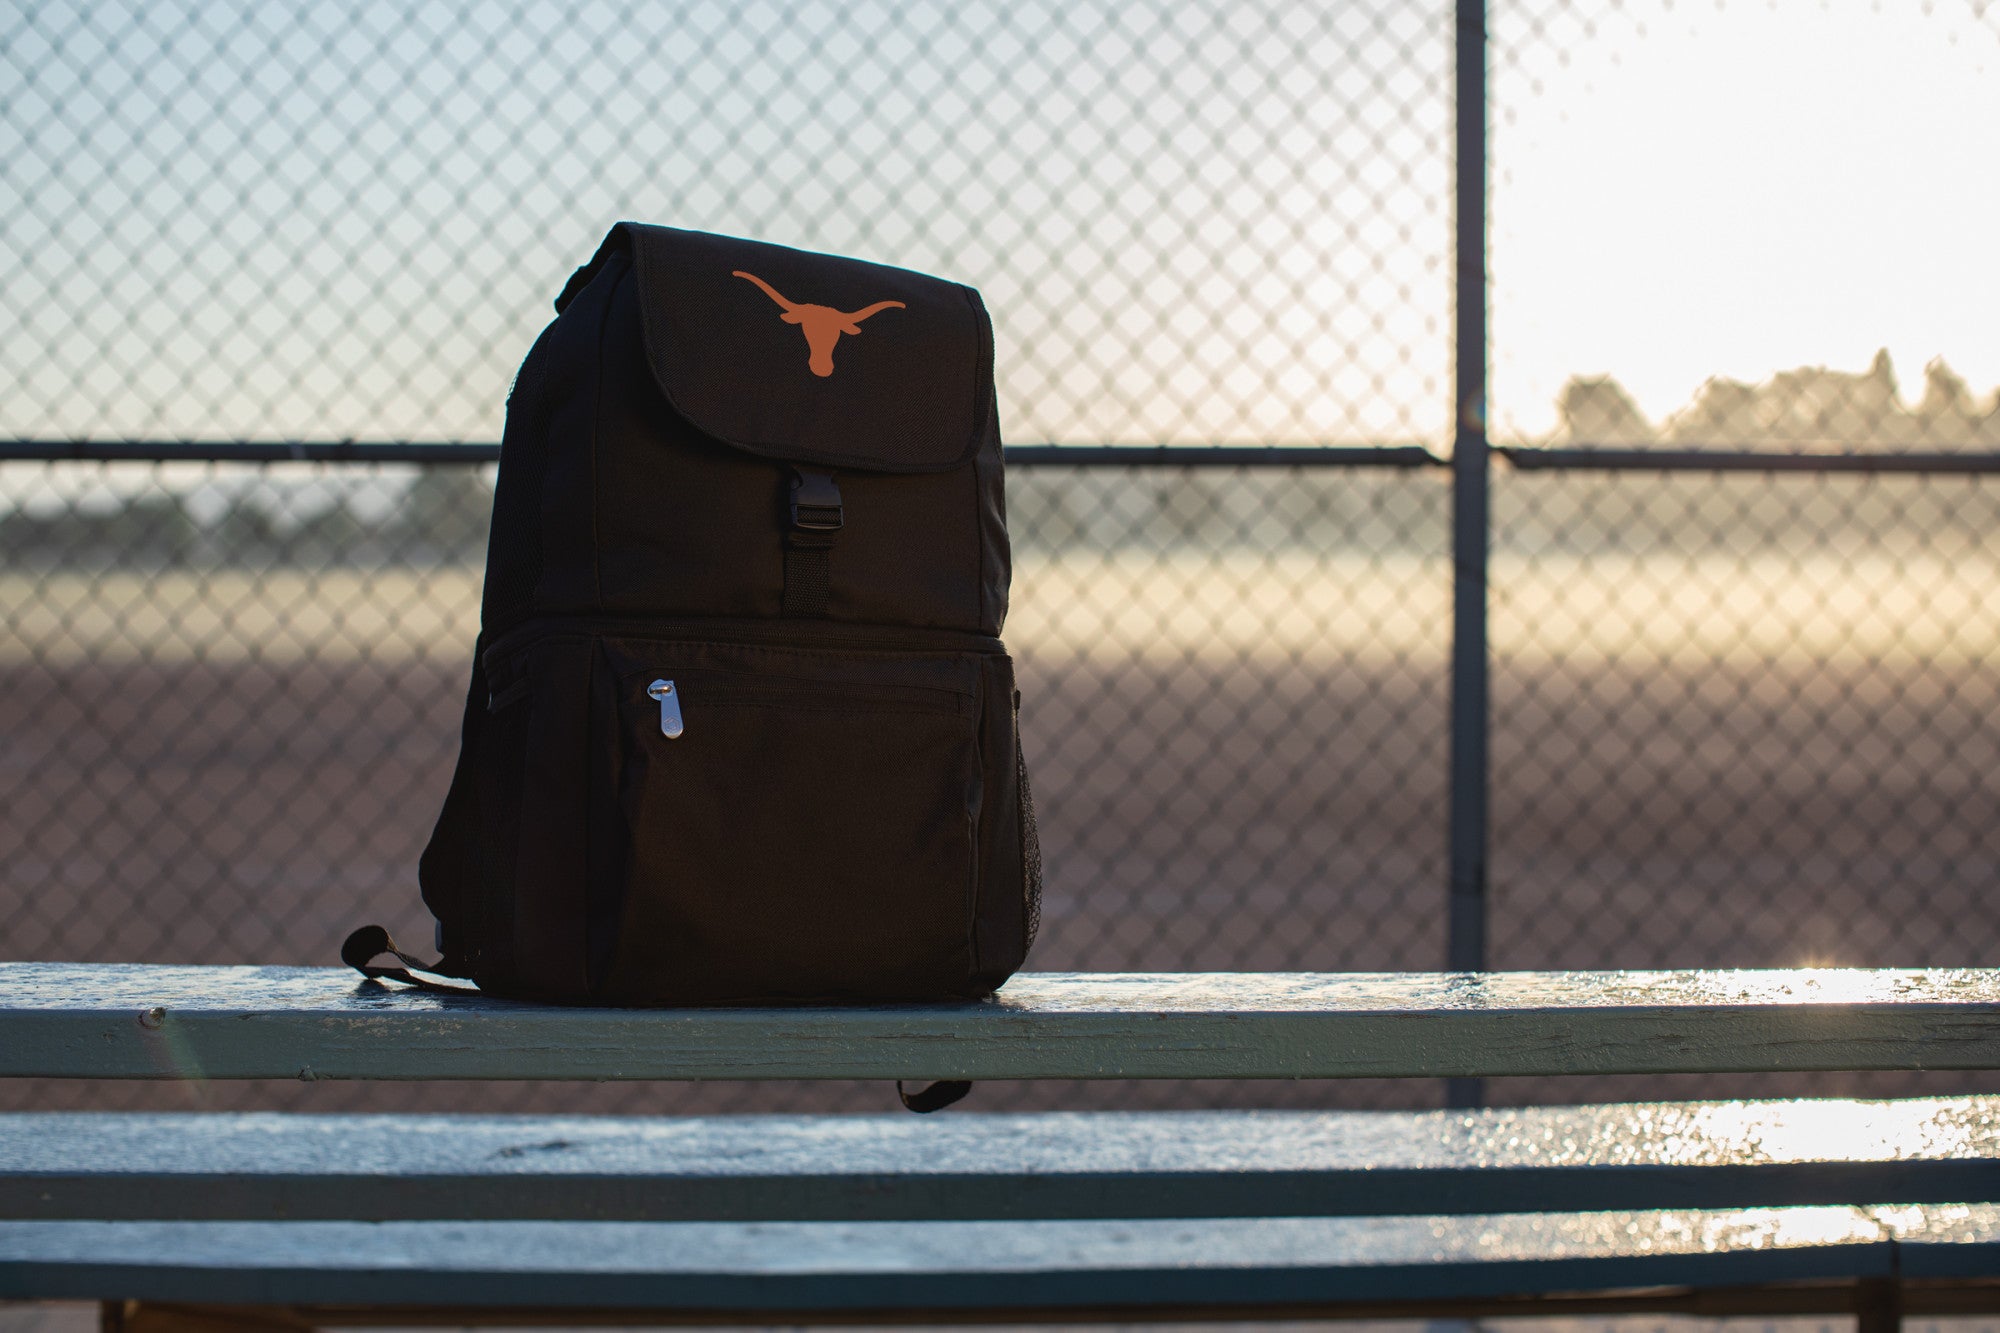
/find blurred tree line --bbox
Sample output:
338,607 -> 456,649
0,465 -> 495,569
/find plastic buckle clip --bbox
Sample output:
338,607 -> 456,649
790,468 -> 843,532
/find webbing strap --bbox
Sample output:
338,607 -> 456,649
896,1079 -> 974,1113
782,530 -> 835,617
783,469 -> 841,617
344,925 -> 971,1106
341,924 -> 482,996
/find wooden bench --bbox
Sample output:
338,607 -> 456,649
5,962 -> 2000,1329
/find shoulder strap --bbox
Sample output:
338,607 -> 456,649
553,228 -> 633,313
341,924 -> 484,997
896,1079 -> 973,1113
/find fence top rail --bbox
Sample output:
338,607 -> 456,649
5,964 -> 1999,1083
0,440 -> 503,465
9,440 -> 1998,473
1502,445 -> 2000,475
0,441 -> 1443,467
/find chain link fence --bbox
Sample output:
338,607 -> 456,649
1474,0 -> 2000,1107
5,0 -> 2000,1114
1483,0 -> 2000,967
0,453 -> 1457,1113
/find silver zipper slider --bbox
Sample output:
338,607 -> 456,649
647,679 -> 685,739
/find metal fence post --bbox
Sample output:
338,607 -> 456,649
1445,0 -> 1491,1111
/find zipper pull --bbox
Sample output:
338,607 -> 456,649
647,679 -> 685,739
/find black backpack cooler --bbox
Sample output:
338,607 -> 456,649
351,224 -> 1040,1007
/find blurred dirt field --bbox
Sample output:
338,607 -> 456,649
4,548 -> 2000,1115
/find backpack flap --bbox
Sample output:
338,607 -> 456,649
561,222 -> 993,475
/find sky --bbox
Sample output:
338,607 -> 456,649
1491,0 -> 2000,439
0,0 -> 1994,448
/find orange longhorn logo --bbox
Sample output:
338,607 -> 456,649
732,270 -> 905,377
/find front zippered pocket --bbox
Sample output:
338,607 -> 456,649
589,640 -> 988,1003
635,672 -> 966,740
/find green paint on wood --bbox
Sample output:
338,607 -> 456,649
0,1206 -> 1920,1308
4,1099 -> 2000,1222
5,964 -> 2000,1081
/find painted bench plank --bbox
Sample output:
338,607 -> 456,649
0,1207 -> 1902,1311
5,1099 -> 2000,1222
7,963 -> 2000,1081
1870,1202 -> 2000,1280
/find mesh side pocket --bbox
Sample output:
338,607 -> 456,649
1017,734 -> 1043,954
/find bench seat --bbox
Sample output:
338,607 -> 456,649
8,963 -> 2000,1081
4,1205 -> 1982,1316
10,963 -> 2000,1328
6,1098 -> 2000,1223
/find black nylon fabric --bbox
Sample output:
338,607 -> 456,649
407,225 -> 1035,1009
577,257 -> 1005,635
782,531 -> 835,617
571,223 -> 991,474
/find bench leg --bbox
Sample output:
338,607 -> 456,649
1855,1279 -> 1903,1333
101,1303 -> 318,1333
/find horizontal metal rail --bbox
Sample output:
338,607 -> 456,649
7,440 -> 1998,474
0,440 -> 1442,467
0,441 -> 505,464
1003,445 -> 1441,467
1502,445 -> 2000,475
